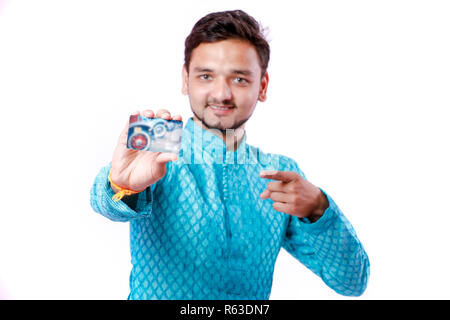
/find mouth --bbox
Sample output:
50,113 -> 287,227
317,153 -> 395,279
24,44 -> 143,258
208,104 -> 236,115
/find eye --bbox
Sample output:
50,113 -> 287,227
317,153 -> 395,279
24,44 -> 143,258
233,77 -> 248,84
200,74 -> 211,80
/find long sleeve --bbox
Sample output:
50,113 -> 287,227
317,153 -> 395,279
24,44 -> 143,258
280,160 -> 370,296
281,189 -> 370,296
89,162 -> 153,222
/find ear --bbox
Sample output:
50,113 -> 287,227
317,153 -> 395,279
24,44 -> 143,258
181,64 -> 189,95
258,71 -> 269,102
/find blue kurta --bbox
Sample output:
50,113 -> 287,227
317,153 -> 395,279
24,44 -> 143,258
90,117 -> 370,299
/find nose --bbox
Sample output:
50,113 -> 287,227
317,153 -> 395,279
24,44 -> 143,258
211,78 -> 232,103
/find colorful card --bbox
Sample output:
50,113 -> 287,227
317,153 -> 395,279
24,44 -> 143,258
126,115 -> 183,154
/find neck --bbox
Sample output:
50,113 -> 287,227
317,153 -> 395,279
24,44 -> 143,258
192,117 -> 246,152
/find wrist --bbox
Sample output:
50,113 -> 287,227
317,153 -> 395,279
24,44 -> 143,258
108,170 -> 146,202
308,190 -> 329,223
109,169 -> 125,193
110,183 -> 121,194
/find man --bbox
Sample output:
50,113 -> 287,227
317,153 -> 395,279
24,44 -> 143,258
90,9 -> 370,299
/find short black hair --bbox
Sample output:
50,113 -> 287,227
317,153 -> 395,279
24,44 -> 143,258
184,10 -> 270,77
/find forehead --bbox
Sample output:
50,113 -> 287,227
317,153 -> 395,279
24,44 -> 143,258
189,39 -> 261,75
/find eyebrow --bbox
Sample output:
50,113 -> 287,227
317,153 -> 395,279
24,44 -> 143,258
192,67 -> 254,77
232,69 -> 254,76
193,67 -> 214,73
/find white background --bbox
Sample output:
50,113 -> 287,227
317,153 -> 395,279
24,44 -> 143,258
0,0 -> 449,299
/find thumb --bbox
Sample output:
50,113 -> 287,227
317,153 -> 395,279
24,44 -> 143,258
155,152 -> 178,164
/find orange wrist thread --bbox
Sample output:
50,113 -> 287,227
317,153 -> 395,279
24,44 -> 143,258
108,171 -> 146,202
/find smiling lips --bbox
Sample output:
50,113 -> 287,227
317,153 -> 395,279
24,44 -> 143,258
208,105 -> 235,115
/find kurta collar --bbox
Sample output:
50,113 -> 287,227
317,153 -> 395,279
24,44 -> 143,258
180,117 -> 248,165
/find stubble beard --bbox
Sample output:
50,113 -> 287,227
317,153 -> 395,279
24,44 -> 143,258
191,105 -> 250,134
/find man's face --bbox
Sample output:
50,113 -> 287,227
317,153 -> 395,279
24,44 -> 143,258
182,39 -> 268,132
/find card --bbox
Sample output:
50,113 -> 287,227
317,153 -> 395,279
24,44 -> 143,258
126,115 -> 183,154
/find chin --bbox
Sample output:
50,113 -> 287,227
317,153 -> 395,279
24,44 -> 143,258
205,121 -> 231,131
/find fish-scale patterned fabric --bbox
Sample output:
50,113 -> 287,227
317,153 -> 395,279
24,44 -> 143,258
90,117 -> 370,299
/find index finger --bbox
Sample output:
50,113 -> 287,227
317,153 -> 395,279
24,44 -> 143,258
259,170 -> 299,183
156,109 -> 171,119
